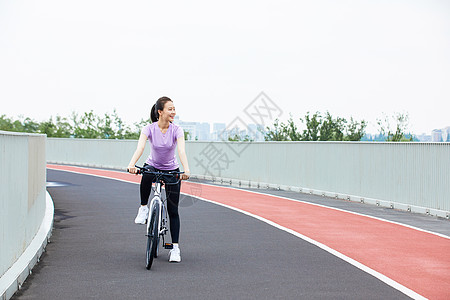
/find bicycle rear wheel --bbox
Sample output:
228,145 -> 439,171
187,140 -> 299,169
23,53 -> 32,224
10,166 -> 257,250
146,201 -> 160,270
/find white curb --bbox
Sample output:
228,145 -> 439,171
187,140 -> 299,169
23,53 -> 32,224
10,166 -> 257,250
0,191 -> 54,300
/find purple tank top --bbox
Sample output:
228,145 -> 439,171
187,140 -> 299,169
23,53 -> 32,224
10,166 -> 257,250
141,122 -> 184,170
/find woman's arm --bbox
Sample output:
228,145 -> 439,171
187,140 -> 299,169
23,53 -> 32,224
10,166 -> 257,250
177,136 -> 190,180
127,133 -> 148,174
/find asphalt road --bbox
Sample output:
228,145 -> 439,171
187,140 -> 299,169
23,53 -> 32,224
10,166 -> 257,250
12,169 -> 423,299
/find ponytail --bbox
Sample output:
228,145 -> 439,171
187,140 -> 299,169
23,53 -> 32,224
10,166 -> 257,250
150,96 -> 173,123
150,104 -> 158,123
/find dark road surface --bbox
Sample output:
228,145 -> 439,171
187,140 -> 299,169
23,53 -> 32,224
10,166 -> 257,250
12,169 -> 435,299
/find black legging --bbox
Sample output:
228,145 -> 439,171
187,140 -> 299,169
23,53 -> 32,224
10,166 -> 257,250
140,165 -> 181,244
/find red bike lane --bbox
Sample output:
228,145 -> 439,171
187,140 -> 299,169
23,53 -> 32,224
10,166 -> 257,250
47,165 -> 450,299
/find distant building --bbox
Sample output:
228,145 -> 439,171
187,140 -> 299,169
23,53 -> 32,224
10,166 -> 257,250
417,133 -> 432,142
173,116 -> 210,140
174,117 -> 197,140
196,122 -> 210,141
246,124 -> 265,141
442,127 -> 450,142
431,129 -> 442,142
212,123 -> 226,141
361,134 -> 386,142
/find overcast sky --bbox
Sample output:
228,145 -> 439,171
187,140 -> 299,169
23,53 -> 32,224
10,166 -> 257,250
1,0 -> 449,134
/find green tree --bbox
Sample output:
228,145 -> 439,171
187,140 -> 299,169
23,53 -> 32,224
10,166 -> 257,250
97,113 -> 115,139
122,117 -> 152,140
264,111 -> 367,142
377,112 -> 412,142
301,112 -> 321,141
264,118 -> 288,141
228,134 -> 252,142
38,118 -> 56,136
228,134 -> 240,141
1,111 -> 147,139
53,116 -> 73,137
72,111 -> 101,138
0,115 -> 14,131
112,109 -> 125,139
22,117 -> 40,133
95,109 -> 127,139
184,131 -> 191,141
345,117 -> 367,141
318,112 -> 346,141
285,115 -> 302,141
0,115 -> 40,133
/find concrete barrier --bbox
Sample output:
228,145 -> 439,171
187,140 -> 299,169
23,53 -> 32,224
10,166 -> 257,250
0,131 -> 52,300
46,138 -> 148,170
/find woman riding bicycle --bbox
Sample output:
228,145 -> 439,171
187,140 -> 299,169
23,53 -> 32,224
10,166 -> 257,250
127,96 -> 190,263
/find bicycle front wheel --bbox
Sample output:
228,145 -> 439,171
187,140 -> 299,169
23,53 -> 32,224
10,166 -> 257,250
146,201 -> 160,270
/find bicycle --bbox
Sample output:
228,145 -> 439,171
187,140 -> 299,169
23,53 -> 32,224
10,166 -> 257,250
133,165 -> 184,270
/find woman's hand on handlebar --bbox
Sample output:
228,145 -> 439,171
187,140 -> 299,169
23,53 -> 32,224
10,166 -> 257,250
180,170 -> 190,180
127,165 -> 138,174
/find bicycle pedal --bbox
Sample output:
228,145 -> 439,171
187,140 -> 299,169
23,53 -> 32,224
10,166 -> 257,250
164,243 -> 173,249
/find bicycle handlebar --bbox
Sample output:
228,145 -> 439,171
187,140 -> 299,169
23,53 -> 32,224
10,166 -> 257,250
129,165 -> 184,184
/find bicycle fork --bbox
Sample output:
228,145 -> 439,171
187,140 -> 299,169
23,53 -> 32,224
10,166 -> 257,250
147,183 -> 173,250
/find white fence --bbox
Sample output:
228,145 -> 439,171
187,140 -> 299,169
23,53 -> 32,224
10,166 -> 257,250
46,138 -> 450,217
47,138 -> 150,170
0,131 -> 52,299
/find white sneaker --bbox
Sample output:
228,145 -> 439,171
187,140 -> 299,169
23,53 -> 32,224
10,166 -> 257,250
169,247 -> 181,263
134,206 -> 148,224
